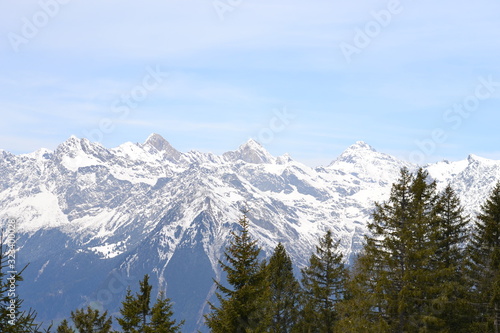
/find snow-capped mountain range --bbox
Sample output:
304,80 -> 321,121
1,134 -> 499,332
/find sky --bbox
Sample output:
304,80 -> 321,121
1,0 -> 499,167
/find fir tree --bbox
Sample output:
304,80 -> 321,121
405,168 -> 441,329
297,230 -> 347,333
118,274 -> 182,333
339,171 -> 478,332
56,319 -> 75,333
205,212 -> 269,332
117,288 -> 141,333
356,168 -> 441,331
429,184 -> 472,331
363,167 -> 415,331
146,291 -> 184,333
335,251 -> 389,333
70,307 -> 112,333
137,275 -> 152,331
468,182 -> 500,332
267,243 -> 300,333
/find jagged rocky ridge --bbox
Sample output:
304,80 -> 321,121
1,134 -> 500,332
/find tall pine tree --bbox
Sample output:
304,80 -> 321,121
137,275 -> 152,331
147,291 -> 184,333
353,168 -> 441,331
468,181 -> 500,332
267,242 -> 300,333
117,288 -> 141,333
338,171 -> 478,332
429,184 -> 472,332
297,230 -> 347,333
205,212 -> 269,332
117,274 -> 182,333
362,167 -> 415,331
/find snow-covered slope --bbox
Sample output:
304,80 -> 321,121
1,134 -> 499,332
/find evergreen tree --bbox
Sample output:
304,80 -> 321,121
70,307 -> 112,333
117,274 -> 182,333
335,251 -> 389,333
429,184 -> 472,331
405,169 -> 441,330
146,291 -> 184,333
297,230 -> 347,333
56,319 -> 75,333
468,182 -> 500,332
267,243 -> 300,333
117,288 -> 141,333
205,212 -> 269,332
353,168 -> 441,331
338,171 -> 477,332
117,274 -> 152,333
364,168 -> 415,331
137,275 -> 152,331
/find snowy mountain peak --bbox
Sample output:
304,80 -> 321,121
55,136 -> 84,155
242,138 -> 261,148
0,149 -> 12,159
329,141 -> 379,166
144,133 -> 169,150
349,141 -> 376,152
22,148 -> 53,161
142,133 -> 182,162
223,139 -> 275,164
277,153 -> 293,165
61,135 -> 80,146
467,154 -> 491,164
57,136 -> 108,154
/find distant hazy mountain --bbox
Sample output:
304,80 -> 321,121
1,134 -> 499,332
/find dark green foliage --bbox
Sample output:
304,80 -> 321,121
365,168 -> 441,331
340,168 -> 477,332
267,243 -> 300,333
468,182 -> 500,332
70,307 -> 112,333
117,275 -> 153,332
146,291 -> 184,333
429,184 -> 473,331
117,274 -> 182,333
340,169 -> 425,331
117,288 -> 141,333
205,213 -> 270,332
297,230 -> 347,333
137,275 -> 152,330
336,251 -> 389,333
56,319 -> 75,333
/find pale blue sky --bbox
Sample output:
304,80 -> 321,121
1,0 -> 499,166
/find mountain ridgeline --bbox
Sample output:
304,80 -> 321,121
2,134 -> 500,332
